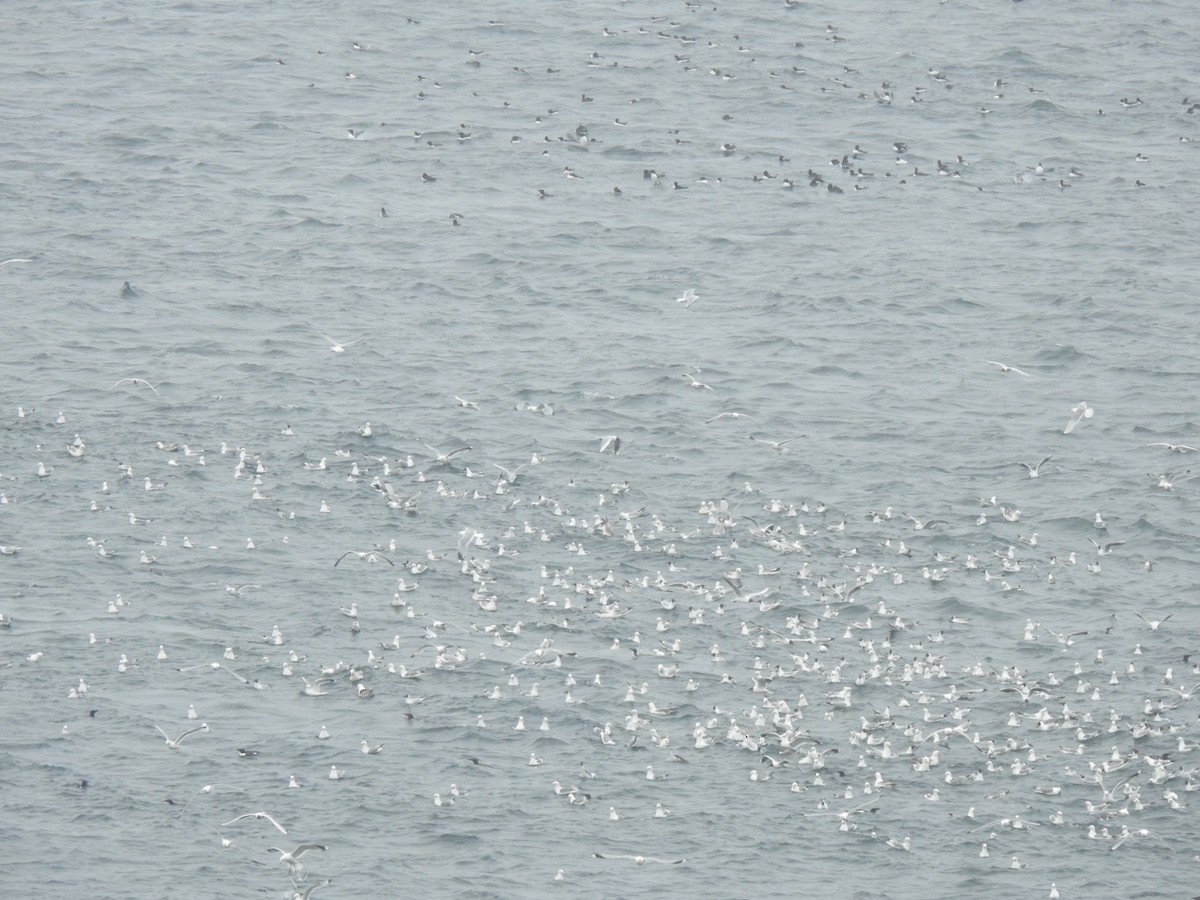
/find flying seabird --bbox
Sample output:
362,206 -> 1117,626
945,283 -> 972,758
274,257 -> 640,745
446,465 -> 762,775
676,289 -> 698,309
314,330 -> 361,353
705,411 -> 756,424
334,550 -> 395,567
419,439 -> 472,464
593,852 -> 685,865
1134,612 -> 1173,630
987,361 -> 1030,377
109,378 -> 161,396
1019,456 -> 1053,478
266,843 -> 327,875
222,811 -> 288,835
1063,401 -> 1094,434
155,722 -> 210,750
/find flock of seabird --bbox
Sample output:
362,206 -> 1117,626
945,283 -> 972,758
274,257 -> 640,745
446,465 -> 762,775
4,3 -> 1199,898
209,0 -> 1196,220
5,329 -> 1199,895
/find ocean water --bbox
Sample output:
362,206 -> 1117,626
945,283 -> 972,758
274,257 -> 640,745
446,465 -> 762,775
2,1 -> 1199,897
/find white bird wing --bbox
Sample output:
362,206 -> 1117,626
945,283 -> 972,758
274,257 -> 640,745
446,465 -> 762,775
177,726 -> 204,744
1063,404 -> 1090,434
457,528 -> 479,559
261,813 -> 288,835
217,664 -> 249,684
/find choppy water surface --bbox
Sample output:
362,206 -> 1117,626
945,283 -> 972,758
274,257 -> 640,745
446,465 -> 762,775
2,1 -> 1199,897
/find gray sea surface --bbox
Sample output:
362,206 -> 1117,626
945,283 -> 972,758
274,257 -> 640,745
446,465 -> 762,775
2,1 -> 1199,898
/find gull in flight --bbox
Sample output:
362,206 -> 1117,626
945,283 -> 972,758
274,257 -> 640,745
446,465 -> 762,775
492,462 -> 529,486
1044,627 -> 1088,646
109,378 -> 161,396
457,527 -> 483,560
1147,442 -> 1198,453
290,880 -> 332,900
1088,538 -> 1125,556
334,549 -> 395,567
419,439 -> 472,464
1019,456 -> 1053,478
155,722 -> 210,750
178,661 -> 259,687
905,513 -> 948,530
1134,612 -> 1173,630
315,330 -> 361,353
1149,469 -> 1190,490
222,811 -> 288,835
266,843 -> 327,875
599,435 -> 621,454
987,360 -> 1030,376
593,852 -> 686,865
676,288 -> 698,309
705,411 -> 756,424
749,435 -> 799,453
1063,401 -> 1094,434
302,677 -> 333,696
377,481 -> 419,511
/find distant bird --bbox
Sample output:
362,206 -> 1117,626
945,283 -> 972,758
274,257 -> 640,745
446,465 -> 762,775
221,811 -> 287,835
676,288 -> 698,309
314,330 -> 361,353
419,439 -> 472,464
290,879 -> 332,900
457,528 -> 482,560
987,360 -> 1030,377
334,550 -> 394,567
749,435 -> 798,453
266,843 -> 326,875
155,722 -> 209,750
1134,612 -> 1173,631
109,378 -> 160,396
1019,456 -> 1053,478
1149,470 -> 1190,490
599,435 -> 621,454
593,852 -> 685,865
705,411 -> 756,424
1063,401 -> 1094,434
